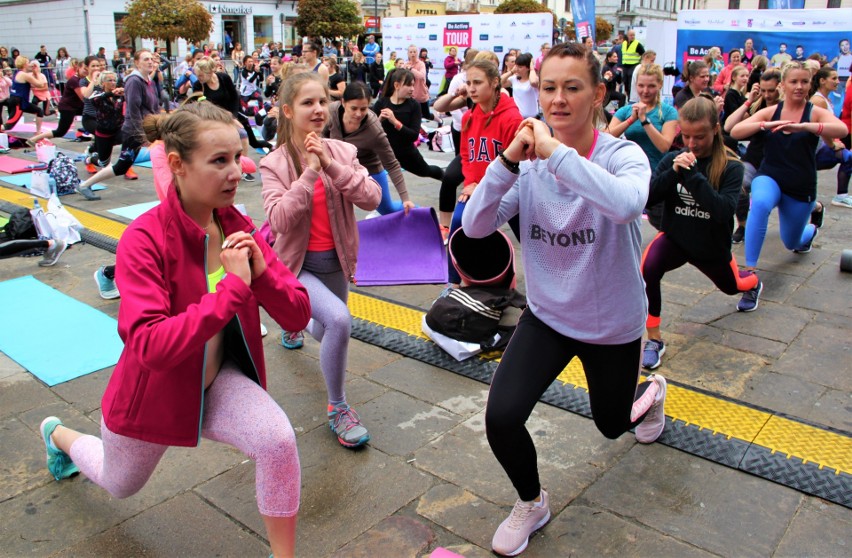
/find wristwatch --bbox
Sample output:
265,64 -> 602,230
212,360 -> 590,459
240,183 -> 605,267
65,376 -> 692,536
640,119 -> 651,126
498,151 -> 520,173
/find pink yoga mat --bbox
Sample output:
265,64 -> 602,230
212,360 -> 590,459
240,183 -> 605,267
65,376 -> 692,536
355,207 -> 448,286
3,121 -> 58,133
0,155 -> 47,174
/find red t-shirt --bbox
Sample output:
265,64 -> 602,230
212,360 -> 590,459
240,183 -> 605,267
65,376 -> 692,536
307,177 -> 335,251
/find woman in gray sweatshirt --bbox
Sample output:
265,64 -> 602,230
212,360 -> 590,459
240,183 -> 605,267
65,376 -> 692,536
78,49 -> 159,200
462,42 -> 668,557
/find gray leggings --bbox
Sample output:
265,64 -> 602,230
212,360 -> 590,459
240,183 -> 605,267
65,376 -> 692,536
299,251 -> 350,406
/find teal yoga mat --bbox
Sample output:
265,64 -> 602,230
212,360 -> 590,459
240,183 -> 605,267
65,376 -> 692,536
108,201 -> 159,220
0,173 -> 105,192
0,276 -> 124,386
134,160 -> 153,168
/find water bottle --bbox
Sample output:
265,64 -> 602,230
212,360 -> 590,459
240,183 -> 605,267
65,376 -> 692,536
33,198 -> 41,210
32,198 -> 47,239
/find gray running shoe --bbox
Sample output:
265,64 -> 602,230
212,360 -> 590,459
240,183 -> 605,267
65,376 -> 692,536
38,240 -> 67,267
328,404 -> 370,448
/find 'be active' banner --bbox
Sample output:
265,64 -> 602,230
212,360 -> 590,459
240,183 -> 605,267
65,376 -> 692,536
677,9 -> 851,77
382,14 -> 551,96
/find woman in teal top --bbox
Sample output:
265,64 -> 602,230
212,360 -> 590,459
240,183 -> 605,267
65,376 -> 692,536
607,63 -> 678,229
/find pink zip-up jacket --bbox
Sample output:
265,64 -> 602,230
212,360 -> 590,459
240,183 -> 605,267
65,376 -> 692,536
103,187 -> 311,446
409,59 -> 430,103
260,139 -> 381,279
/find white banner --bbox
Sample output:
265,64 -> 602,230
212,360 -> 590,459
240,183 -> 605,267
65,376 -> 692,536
382,14 -> 552,96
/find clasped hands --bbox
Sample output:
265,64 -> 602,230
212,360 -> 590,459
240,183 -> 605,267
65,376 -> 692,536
502,118 -> 562,165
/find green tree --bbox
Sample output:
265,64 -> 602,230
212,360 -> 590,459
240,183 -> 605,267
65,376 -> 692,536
122,0 -> 212,92
295,0 -> 363,40
495,0 -> 557,27
563,17 -> 613,43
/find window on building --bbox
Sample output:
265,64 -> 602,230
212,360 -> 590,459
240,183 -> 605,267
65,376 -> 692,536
827,0 -> 840,7
758,0 -> 768,8
565,0 -> 570,12
728,0 -> 739,7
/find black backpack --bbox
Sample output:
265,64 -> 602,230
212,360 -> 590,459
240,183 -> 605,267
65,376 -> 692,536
0,207 -> 38,241
425,286 -> 526,347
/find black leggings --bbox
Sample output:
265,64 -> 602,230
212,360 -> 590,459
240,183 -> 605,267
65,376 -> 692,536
93,132 -> 121,167
236,113 -> 272,150
641,232 -> 758,327
395,145 -> 443,181
113,136 -> 143,176
4,96 -> 44,129
420,101 -> 434,121
0,239 -> 48,258
439,155 -> 463,213
485,309 -> 647,501
51,110 -> 78,139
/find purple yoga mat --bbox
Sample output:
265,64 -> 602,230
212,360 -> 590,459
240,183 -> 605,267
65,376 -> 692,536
355,207 -> 448,286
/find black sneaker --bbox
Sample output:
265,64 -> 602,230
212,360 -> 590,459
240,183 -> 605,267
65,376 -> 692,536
732,225 -> 745,244
793,227 -> 818,254
242,173 -> 256,182
810,202 -> 824,228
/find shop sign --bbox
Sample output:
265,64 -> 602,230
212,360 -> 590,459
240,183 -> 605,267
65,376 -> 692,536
209,4 -> 253,15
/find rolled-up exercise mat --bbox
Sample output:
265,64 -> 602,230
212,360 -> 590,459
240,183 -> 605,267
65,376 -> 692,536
448,228 -> 516,289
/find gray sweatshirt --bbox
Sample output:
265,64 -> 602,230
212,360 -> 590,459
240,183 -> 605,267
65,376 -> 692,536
462,133 -> 650,344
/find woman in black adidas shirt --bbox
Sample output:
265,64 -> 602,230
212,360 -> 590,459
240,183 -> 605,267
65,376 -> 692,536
641,97 -> 760,371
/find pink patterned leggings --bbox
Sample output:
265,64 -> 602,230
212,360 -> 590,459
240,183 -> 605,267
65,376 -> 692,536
69,363 -> 300,517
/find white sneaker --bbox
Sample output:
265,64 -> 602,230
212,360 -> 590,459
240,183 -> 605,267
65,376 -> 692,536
260,323 -> 268,337
830,194 -> 852,209
491,489 -> 551,556
635,374 -> 667,444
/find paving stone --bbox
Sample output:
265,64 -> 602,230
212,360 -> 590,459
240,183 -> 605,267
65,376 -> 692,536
347,337 -> 406,377
50,368 -> 112,415
0,417 -> 58,502
53,492 -> 269,557
771,320 -> 852,392
752,239 -> 831,278
195,425 -> 435,557
413,405 -> 634,510
0,372 -> 61,419
358,390 -> 464,456
368,358 -> 488,417
752,268 -> 808,305
584,444 -> 802,558
677,290 -> 742,325
800,256 -> 852,293
742,372 -> 825,419
711,300 -> 814,345
0,351 -> 24,381
265,348 -> 388,436
775,497 -> 852,557
662,339 -> 771,399
791,285 -> 852,319
659,264 -> 717,296
330,515 -> 435,558
0,474 -> 151,556
526,504 -> 715,558
415,483 -> 506,550
808,388 -> 852,432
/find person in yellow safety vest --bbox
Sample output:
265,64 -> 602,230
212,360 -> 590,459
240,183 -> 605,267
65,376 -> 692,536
621,28 -> 645,99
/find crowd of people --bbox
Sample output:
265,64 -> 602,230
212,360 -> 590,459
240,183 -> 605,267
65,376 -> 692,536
5,30 -> 850,558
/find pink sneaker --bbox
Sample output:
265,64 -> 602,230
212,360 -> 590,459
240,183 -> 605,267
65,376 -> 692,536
635,374 -> 667,444
491,489 -> 551,556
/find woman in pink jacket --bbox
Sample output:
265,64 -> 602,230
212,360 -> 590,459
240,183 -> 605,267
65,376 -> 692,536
40,102 -> 311,558
261,73 -> 381,448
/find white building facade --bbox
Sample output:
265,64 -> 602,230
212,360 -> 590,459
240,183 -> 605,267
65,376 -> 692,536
0,0 -> 299,61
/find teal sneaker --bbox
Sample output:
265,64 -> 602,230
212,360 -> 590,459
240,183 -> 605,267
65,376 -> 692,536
328,404 -> 370,448
40,417 -> 79,481
281,330 -> 304,350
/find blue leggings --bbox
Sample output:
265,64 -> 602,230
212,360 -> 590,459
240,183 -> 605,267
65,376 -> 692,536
745,175 -> 817,268
372,170 -> 404,215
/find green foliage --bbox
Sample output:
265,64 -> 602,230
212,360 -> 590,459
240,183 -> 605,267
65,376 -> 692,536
563,17 -> 614,43
495,0 -> 557,27
295,0 -> 363,39
123,0 -> 213,44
